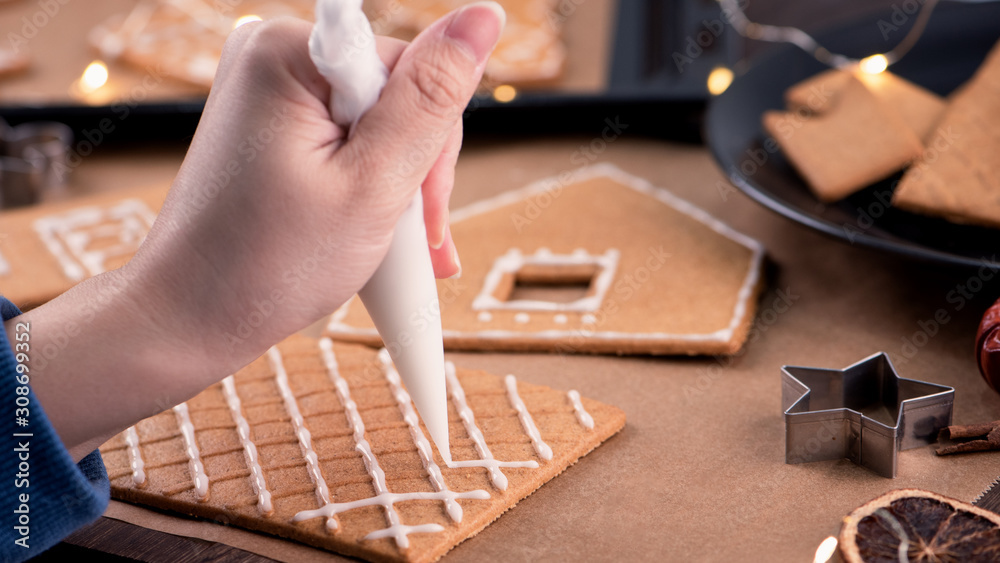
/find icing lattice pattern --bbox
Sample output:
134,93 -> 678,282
101,336 -> 624,562
90,0 -> 314,88
32,198 -> 155,282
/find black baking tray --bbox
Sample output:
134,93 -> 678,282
0,0 -> 740,144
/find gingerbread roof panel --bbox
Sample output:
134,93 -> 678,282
101,336 -> 625,563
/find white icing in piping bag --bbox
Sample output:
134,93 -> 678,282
309,0 -> 452,464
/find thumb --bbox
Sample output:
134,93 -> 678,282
342,1 -> 504,195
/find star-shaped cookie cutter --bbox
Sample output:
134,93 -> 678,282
782,352 -> 954,478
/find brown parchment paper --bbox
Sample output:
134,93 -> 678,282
79,137 -> 1000,561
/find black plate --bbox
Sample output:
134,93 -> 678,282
705,1 -> 1000,269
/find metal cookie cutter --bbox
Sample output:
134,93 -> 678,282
782,352 -> 954,478
0,117 -> 72,208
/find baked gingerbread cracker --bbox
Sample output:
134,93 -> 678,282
784,68 -> 946,142
891,40 -> 1000,228
101,335 -> 625,563
327,164 -> 766,356
371,0 -> 566,85
0,186 -> 168,308
764,73 -> 925,202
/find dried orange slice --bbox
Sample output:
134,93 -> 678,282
839,489 -> 1000,562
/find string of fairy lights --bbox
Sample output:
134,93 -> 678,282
719,0 -> 1000,73
703,0 -> 996,96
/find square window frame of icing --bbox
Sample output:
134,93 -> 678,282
473,248 -> 620,313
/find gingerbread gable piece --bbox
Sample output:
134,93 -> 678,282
326,164 -> 766,356
0,186 -> 168,308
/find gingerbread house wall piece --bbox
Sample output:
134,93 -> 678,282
0,186 -> 168,308
326,164 -> 766,356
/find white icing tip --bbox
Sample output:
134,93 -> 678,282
438,442 -> 453,465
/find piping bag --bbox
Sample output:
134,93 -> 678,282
309,0 -> 451,464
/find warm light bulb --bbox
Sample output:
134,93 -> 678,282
80,61 -> 109,92
813,536 -> 838,563
493,84 -> 516,103
859,54 -> 889,74
707,66 -> 734,96
233,14 -> 263,29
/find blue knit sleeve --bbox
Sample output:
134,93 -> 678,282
0,298 -> 110,562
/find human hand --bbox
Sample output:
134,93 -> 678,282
10,2 -> 504,460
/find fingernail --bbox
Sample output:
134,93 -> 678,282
450,246 -> 462,279
444,1 -> 505,64
429,214 -> 449,250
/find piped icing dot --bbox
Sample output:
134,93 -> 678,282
478,311 -> 493,322
582,314 -> 597,325
553,314 -> 568,324
514,313 -> 530,324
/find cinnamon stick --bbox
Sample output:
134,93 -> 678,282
935,421 -> 1000,455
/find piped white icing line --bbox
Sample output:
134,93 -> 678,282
220,376 -> 273,516
376,347 -> 490,523
504,375 -> 553,461
172,402 -> 209,501
268,347 -> 336,532
123,425 -> 146,488
293,340 -> 488,548
473,248 -> 620,312
567,390 -> 594,430
328,164 -> 765,346
33,199 -> 155,282
444,362 -> 539,491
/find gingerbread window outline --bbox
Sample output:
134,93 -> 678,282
472,248 -> 620,313
32,198 -> 156,282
